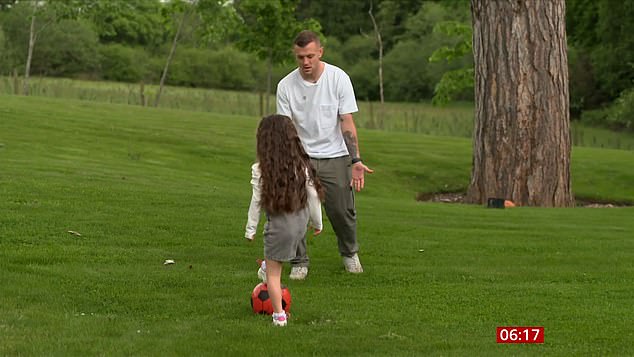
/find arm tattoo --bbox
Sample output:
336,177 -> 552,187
343,131 -> 358,159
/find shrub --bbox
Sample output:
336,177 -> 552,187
347,58 -> 379,101
606,88 -> 634,131
568,45 -> 604,117
0,27 -> 9,75
581,88 -> 634,132
339,35 -> 376,67
31,19 -> 101,78
580,108 -> 609,127
383,39 -> 444,101
168,46 -> 258,90
99,44 -> 149,82
321,37 -> 345,69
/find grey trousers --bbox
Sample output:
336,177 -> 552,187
291,156 -> 358,267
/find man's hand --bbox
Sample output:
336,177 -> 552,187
313,228 -> 322,236
245,235 -> 254,242
351,162 -> 374,192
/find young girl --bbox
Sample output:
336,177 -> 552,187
244,114 -> 323,327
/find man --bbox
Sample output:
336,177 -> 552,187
276,30 -> 373,279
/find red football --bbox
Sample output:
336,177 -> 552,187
250,282 -> 292,315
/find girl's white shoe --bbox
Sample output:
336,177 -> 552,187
272,312 -> 287,327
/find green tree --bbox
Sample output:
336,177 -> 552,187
18,0 -> 60,94
374,1 -> 471,102
296,0 -> 371,40
65,0 -> 166,48
0,27 -> 9,74
428,20 -> 473,105
296,0 -> 423,54
169,46 -> 258,90
368,0 -> 384,103
0,1 -> 102,80
0,0 -> 16,11
99,43 -> 150,82
382,39 -> 446,101
591,1 -> 634,101
152,0 -> 240,106
30,19 -> 100,77
196,0 -> 240,46
154,0 -> 197,106
566,0 -> 598,48
567,0 -> 634,110
0,2 -> 29,71
338,34 -> 375,67
373,0 -> 425,52
234,0 -> 320,113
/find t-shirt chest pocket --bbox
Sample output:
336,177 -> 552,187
319,104 -> 338,129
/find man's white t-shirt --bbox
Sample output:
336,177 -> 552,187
276,62 -> 358,159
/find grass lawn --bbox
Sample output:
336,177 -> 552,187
1,94 -> 633,356
3,76 -> 634,151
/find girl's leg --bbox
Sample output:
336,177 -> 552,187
265,259 -> 283,313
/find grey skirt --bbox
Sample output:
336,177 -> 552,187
263,208 -> 309,262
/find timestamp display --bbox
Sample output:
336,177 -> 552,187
497,326 -> 544,344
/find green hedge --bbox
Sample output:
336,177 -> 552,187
582,88 -> 634,132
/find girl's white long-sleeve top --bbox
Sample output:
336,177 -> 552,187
245,163 -> 322,239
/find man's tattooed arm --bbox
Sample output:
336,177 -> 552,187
343,131 -> 358,159
340,114 -> 360,159
339,113 -> 374,191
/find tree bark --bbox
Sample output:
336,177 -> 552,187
467,0 -> 574,207
155,5 -> 191,107
368,0 -> 384,104
265,49 -> 272,114
23,1 -> 37,96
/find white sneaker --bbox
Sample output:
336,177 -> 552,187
289,266 -> 308,280
343,253 -> 364,273
257,260 -> 267,282
272,312 -> 287,327
257,267 -> 267,283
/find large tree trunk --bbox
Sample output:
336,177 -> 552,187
467,0 -> 574,207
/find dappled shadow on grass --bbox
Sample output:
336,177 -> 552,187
416,191 -> 633,207
416,191 -> 466,204
574,196 -> 634,208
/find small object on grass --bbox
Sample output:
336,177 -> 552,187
504,200 -> 516,208
68,230 -> 82,237
418,249 -> 425,252
163,259 -> 175,265
487,198 -> 505,208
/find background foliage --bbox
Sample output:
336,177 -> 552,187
0,0 -> 632,129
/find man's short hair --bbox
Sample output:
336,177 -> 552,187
294,30 -> 321,48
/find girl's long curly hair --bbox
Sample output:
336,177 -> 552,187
256,114 -> 324,214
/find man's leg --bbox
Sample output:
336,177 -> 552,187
289,239 -> 309,268
287,211 -> 309,280
313,157 -> 358,258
